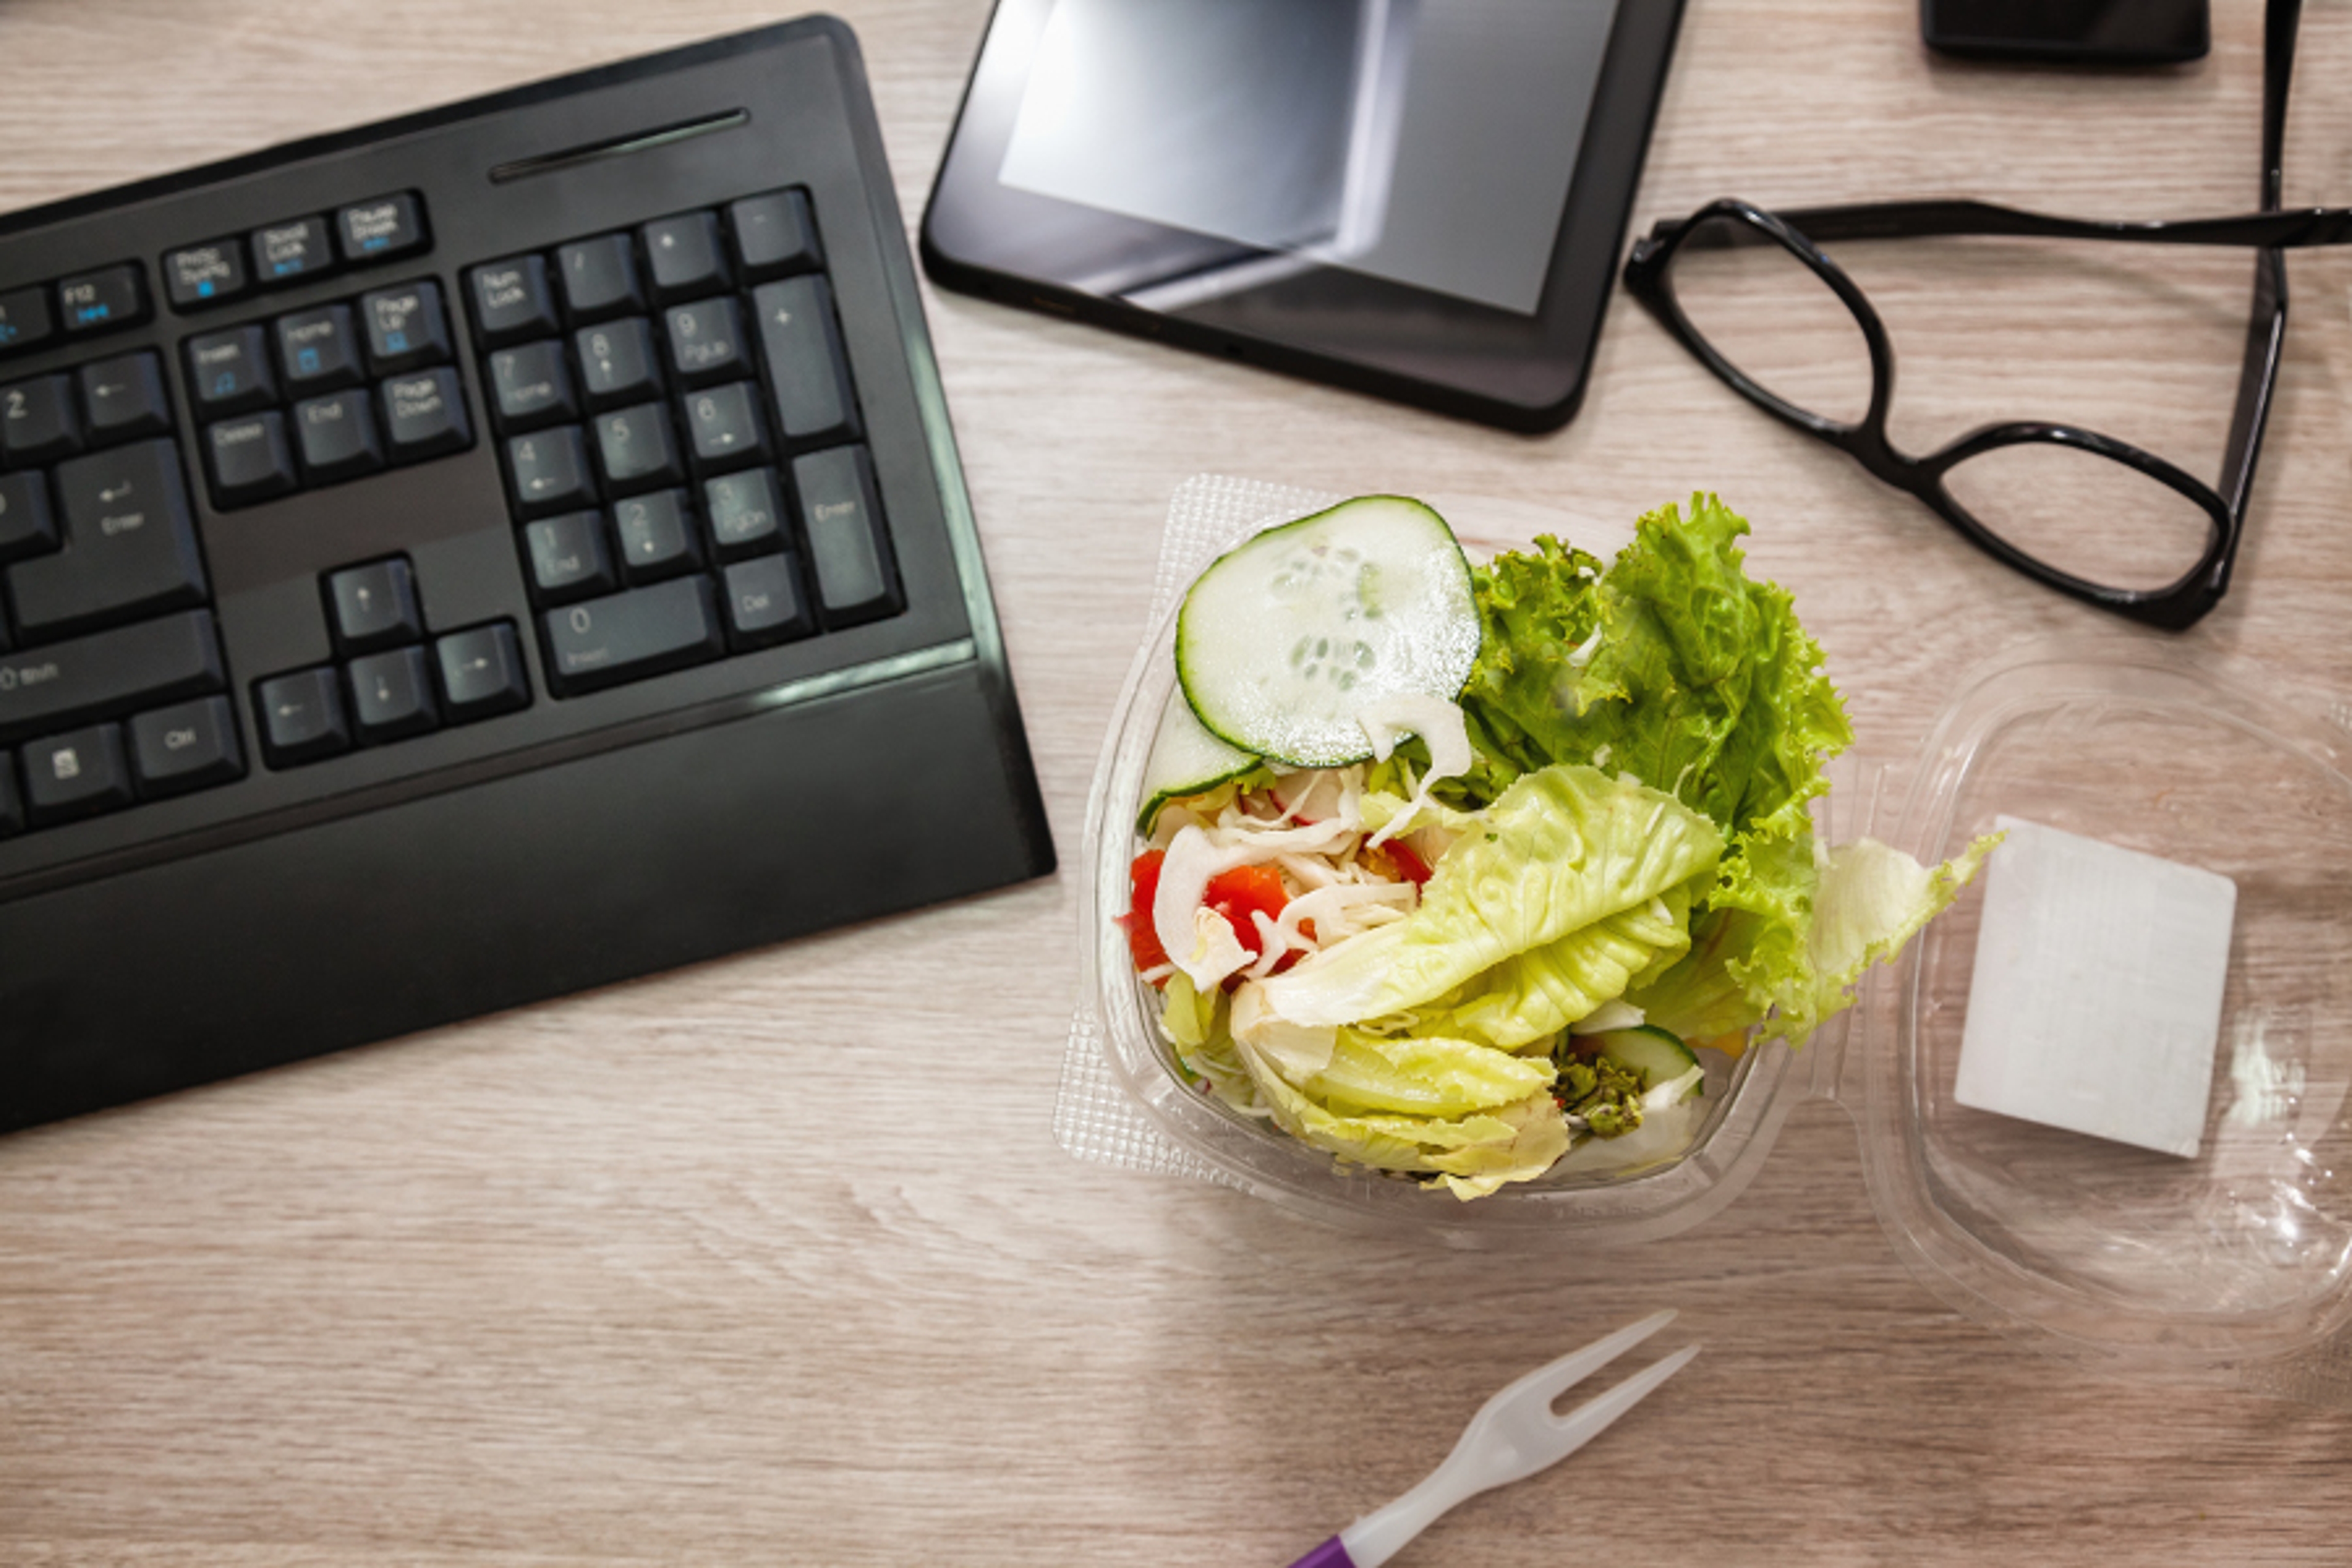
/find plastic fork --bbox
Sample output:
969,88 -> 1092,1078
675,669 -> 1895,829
1284,1310 -> 1698,1568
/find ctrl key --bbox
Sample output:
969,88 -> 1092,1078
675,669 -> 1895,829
254,668 -> 350,767
130,695 -> 244,797
22,723 -> 134,826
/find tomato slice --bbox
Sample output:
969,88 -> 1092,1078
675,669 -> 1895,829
1121,849 -> 1169,973
1384,838 -> 1434,886
1122,854 -> 1298,978
1204,864 -> 1289,959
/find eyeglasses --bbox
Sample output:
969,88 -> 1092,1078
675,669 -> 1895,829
1619,0 -> 2345,630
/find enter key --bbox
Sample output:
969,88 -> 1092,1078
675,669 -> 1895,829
7,438 -> 209,641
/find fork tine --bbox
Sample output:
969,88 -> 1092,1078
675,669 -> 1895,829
1489,1307 -> 1678,1414
1550,1342 -> 1701,1451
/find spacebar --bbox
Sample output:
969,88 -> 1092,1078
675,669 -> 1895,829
0,609 -> 225,744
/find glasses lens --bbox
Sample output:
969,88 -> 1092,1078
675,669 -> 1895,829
1665,214 -> 1877,426
1942,440 -> 2220,593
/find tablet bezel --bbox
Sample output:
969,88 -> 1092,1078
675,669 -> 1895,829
920,0 -> 1690,432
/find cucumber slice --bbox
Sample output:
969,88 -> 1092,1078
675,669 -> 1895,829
1137,696 -> 1258,834
1175,496 -> 1481,767
1580,1025 -> 1702,1097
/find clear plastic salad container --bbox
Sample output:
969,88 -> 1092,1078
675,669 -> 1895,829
1064,477 -> 2352,1406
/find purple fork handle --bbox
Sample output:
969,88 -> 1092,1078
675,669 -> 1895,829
1286,1536 -> 1357,1568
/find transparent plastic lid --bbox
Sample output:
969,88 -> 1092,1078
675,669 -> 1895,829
1067,477 -> 2352,1404
1846,638 -> 2352,1402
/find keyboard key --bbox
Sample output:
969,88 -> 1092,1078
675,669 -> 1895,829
467,255 -> 559,347
129,694 -> 244,797
753,276 -> 858,442
10,439 -> 208,639
592,402 -> 682,493
722,553 -> 813,649
729,189 -> 822,279
21,722 -> 134,825
703,466 -> 783,558
0,285 -> 57,355
78,352 -> 174,445
522,510 -> 617,603
488,341 -> 577,432
381,369 -> 471,463
612,489 -> 701,582
276,304 -> 364,395
541,575 -> 722,696
640,211 -> 730,303
2,374 -> 83,466
360,280 -> 453,375
254,667 -> 350,766
505,426 -> 595,518
336,192 -> 428,264
326,557 -> 423,652
205,412 -> 299,509
0,609 -> 224,745
557,234 -> 644,322
682,382 -> 770,472
0,471 -> 55,563
186,325 -> 277,417
292,388 -> 385,484
349,646 -> 439,742
434,621 -> 530,722
252,216 -> 335,285
58,265 -> 146,334
575,317 -> 663,409
164,240 -> 251,310
0,752 -> 20,836
664,297 -> 748,387
793,444 -> 900,623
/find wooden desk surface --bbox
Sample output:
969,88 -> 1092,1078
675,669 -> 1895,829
4,1 -> 2350,1562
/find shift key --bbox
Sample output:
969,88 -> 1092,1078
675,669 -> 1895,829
0,609 -> 225,745
7,439 -> 208,640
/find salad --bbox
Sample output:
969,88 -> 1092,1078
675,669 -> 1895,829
1119,492 -> 1996,1200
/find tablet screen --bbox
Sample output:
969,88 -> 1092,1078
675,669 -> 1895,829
922,0 -> 1686,431
993,0 -> 1621,316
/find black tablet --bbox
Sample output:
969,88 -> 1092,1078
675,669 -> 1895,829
921,0 -> 1689,432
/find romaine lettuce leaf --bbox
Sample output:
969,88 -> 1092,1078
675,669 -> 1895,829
1253,763 -> 1723,1028
1804,832 -> 2001,1019
1428,876 -> 1701,1049
1305,1030 -> 1555,1117
1631,829 -> 2001,1046
1237,1039 -> 1571,1200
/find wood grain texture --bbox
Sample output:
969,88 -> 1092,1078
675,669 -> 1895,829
4,1 -> 2351,1563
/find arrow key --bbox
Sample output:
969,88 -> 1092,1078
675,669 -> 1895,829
254,667 -> 351,767
325,556 -> 423,654
433,621 -> 530,723
349,646 -> 439,744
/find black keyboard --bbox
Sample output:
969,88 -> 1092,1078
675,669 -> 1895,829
0,20 -> 1054,1133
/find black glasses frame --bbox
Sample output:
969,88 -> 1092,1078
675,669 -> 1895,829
1620,0 -> 2326,630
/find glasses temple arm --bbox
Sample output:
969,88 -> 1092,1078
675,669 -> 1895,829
2264,0 -> 2298,213
1770,199 -> 2350,250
